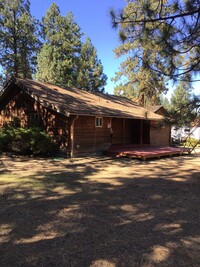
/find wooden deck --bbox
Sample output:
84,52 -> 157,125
105,145 -> 190,160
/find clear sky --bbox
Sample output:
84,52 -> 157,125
30,0 -> 126,94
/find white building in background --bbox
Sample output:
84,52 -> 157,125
190,126 -> 200,140
171,123 -> 200,144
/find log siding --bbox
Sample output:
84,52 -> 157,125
0,89 -> 70,153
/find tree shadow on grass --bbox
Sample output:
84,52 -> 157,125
0,156 -> 200,267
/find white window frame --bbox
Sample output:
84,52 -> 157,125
95,117 -> 103,127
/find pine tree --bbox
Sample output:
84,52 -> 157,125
36,3 -> 82,87
110,0 -> 200,83
0,73 -> 3,92
0,0 -> 40,78
77,37 -> 107,92
111,1 -> 168,106
36,4 -> 107,91
161,96 -> 170,111
167,83 -> 198,126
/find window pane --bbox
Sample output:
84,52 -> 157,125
95,117 -> 103,127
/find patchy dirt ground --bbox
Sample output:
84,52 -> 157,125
0,152 -> 200,267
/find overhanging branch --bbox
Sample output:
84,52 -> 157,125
114,8 -> 200,25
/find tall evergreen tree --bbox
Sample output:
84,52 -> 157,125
111,0 -> 168,106
77,37 -> 107,92
0,0 -> 40,78
161,96 -> 170,111
167,83 -> 199,126
36,3 -> 107,91
111,0 -> 200,84
0,73 -> 3,92
36,3 -> 82,87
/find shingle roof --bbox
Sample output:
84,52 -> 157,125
6,78 -> 164,121
148,105 -> 163,113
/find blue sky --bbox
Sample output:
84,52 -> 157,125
30,0 -> 126,94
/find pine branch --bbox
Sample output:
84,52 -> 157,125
114,8 -> 200,25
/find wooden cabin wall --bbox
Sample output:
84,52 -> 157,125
150,121 -> 170,146
150,107 -> 171,146
0,89 -> 70,151
73,116 -> 111,155
73,116 -> 152,156
0,91 -> 30,127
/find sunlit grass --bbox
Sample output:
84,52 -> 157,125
0,173 -> 44,189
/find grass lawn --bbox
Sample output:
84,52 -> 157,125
0,153 -> 200,267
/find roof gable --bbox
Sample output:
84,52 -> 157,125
148,105 -> 169,117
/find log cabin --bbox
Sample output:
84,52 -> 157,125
0,77 -> 171,157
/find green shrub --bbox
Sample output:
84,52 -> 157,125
0,125 -> 15,151
183,137 -> 200,147
0,124 -> 56,155
29,128 -> 56,155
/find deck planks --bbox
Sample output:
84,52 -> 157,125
106,145 -> 190,160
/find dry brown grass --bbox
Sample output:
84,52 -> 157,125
0,153 -> 200,267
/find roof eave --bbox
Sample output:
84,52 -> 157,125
69,112 -> 163,121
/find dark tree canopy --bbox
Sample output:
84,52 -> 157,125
77,37 -> 107,92
0,0 -> 40,79
0,2 -> 107,92
36,3 -> 82,87
110,0 -> 200,83
110,0 -> 200,110
165,82 -> 200,126
36,3 -> 107,92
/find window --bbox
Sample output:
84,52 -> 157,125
95,117 -> 103,127
30,113 -> 41,126
30,113 -> 40,122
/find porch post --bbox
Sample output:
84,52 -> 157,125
140,120 -> 143,144
70,115 -> 78,157
122,118 -> 125,144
